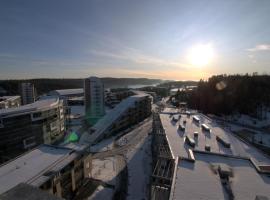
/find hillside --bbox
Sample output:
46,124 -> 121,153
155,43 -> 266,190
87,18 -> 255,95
0,78 -> 164,95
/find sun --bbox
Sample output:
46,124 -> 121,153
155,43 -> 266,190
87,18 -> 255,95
187,43 -> 214,67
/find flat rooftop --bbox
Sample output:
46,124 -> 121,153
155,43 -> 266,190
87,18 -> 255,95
159,108 -> 270,200
160,112 -> 270,165
0,96 -> 20,102
0,144 -> 77,194
0,98 -> 59,117
172,153 -> 270,200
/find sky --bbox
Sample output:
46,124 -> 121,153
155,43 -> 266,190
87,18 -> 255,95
0,0 -> 270,80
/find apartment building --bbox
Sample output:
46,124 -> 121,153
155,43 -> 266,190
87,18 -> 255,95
80,91 -> 152,144
20,82 -> 36,105
0,144 -> 89,199
84,77 -> 105,125
0,98 -> 65,164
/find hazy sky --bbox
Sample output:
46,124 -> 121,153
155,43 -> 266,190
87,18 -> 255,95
1,0 -> 270,80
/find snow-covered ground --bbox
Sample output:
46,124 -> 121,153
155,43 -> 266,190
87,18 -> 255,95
90,118 -> 151,152
126,135 -> 152,200
228,124 -> 270,147
90,137 -> 116,152
116,128 -> 140,147
217,112 -> 270,129
253,133 -> 270,146
91,157 -> 117,186
88,185 -> 114,200
86,118 -> 153,200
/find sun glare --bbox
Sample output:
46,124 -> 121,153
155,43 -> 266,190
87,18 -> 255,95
187,43 -> 214,67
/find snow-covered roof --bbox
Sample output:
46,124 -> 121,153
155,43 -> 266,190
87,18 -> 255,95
159,108 -> 270,199
172,153 -> 270,200
160,111 -> 270,165
80,92 -> 149,144
0,96 -> 20,102
0,183 -> 62,200
0,98 -> 60,117
50,88 -> 83,96
0,145 -> 78,194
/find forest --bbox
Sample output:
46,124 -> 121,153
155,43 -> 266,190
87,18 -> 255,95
175,74 -> 270,118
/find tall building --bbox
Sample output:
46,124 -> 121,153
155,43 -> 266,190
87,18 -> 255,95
20,82 -> 36,105
84,77 -> 105,125
0,98 -> 65,164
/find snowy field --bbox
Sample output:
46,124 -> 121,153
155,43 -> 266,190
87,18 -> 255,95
214,112 -> 270,129
126,135 -> 152,200
226,124 -> 270,147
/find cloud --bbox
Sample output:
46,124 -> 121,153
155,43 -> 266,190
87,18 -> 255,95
247,44 -> 270,52
89,48 -> 189,69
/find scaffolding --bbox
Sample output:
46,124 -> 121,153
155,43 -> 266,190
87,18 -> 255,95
151,113 -> 175,200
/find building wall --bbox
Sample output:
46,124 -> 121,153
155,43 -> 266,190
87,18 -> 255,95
0,101 -> 65,164
96,95 -> 152,142
39,154 -> 90,199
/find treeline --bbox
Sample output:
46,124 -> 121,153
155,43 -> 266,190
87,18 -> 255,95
186,74 -> 270,117
0,78 -> 163,95
0,79 -> 83,95
158,80 -> 197,88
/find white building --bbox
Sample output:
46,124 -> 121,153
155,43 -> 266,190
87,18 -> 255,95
0,98 -> 65,163
0,96 -> 21,109
21,82 -> 36,105
84,77 -> 105,125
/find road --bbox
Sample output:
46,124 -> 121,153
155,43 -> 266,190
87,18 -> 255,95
92,118 -> 152,159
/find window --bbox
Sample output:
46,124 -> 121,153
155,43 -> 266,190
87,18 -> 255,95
60,108 -> 64,119
33,112 -> 42,118
50,121 -> 58,131
23,136 -> 36,149
60,123 -> 64,131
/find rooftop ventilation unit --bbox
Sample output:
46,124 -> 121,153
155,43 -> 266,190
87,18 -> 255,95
178,124 -> 185,131
186,135 -> 195,147
194,131 -> 199,137
193,116 -> 200,123
201,124 -> 210,132
216,135 -> 231,148
205,144 -> 211,151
